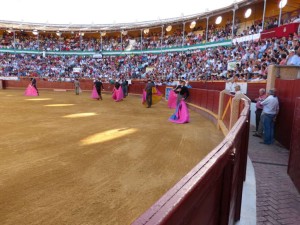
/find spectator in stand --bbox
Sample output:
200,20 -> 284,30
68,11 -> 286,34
293,16 -> 300,23
292,35 -> 300,48
6,34 -> 299,83
286,49 -> 296,65
287,47 -> 300,66
226,74 -> 239,94
249,72 -> 261,82
234,85 -> 242,95
279,53 -> 287,65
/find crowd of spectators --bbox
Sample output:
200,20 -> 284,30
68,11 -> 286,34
0,32 -> 129,52
1,32 -> 299,85
131,22 -> 234,50
1,11 -> 299,52
0,29 -> 222,52
0,18 -> 258,52
1,11 -> 300,84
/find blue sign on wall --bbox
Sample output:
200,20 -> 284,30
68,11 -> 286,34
165,87 -> 173,100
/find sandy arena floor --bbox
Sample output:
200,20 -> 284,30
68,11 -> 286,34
0,89 -> 223,225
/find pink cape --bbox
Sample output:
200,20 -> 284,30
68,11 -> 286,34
24,85 -> 38,96
91,86 -> 100,99
142,90 -> 146,103
167,90 -> 177,109
169,100 -> 190,124
112,87 -> 124,102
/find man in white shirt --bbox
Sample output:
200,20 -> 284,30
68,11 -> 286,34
287,47 -> 300,66
234,85 -> 242,95
286,49 -> 296,65
260,89 -> 279,145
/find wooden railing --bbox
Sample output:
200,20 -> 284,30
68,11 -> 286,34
132,99 -> 250,225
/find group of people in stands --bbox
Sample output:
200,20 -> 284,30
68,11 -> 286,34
1,33 -> 299,85
0,11 -> 299,52
0,16 -> 262,52
0,21 -> 233,51
2,15 -> 299,53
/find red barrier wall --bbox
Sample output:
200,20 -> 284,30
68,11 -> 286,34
133,101 -> 250,225
275,79 -> 300,149
4,78 -> 94,90
247,82 -> 266,101
3,79 -> 264,102
189,81 -> 225,91
188,89 -> 221,115
127,83 -> 144,94
288,97 -> 300,192
223,94 -> 233,129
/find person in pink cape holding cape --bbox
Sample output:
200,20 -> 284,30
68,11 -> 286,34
91,86 -> 100,99
24,78 -> 39,96
112,81 -> 124,102
169,99 -> 190,124
169,80 -> 190,124
91,78 -> 104,100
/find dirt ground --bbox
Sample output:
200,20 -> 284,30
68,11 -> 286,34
0,89 -> 223,225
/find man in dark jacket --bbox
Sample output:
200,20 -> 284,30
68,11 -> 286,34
174,80 -> 189,106
31,78 -> 39,95
145,79 -> 155,108
121,79 -> 128,97
94,78 -> 104,100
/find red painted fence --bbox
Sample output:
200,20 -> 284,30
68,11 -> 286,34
3,78 -> 264,101
288,97 -> 300,192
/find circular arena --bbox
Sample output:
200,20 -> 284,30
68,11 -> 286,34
1,0 -> 300,224
0,90 -> 223,224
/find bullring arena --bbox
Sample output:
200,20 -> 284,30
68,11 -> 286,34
0,89 -> 223,225
1,0 -> 300,224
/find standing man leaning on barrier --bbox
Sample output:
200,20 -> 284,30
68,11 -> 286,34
253,88 -> 267,134
259,89 -> 279,145
234,85 -> 242,95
